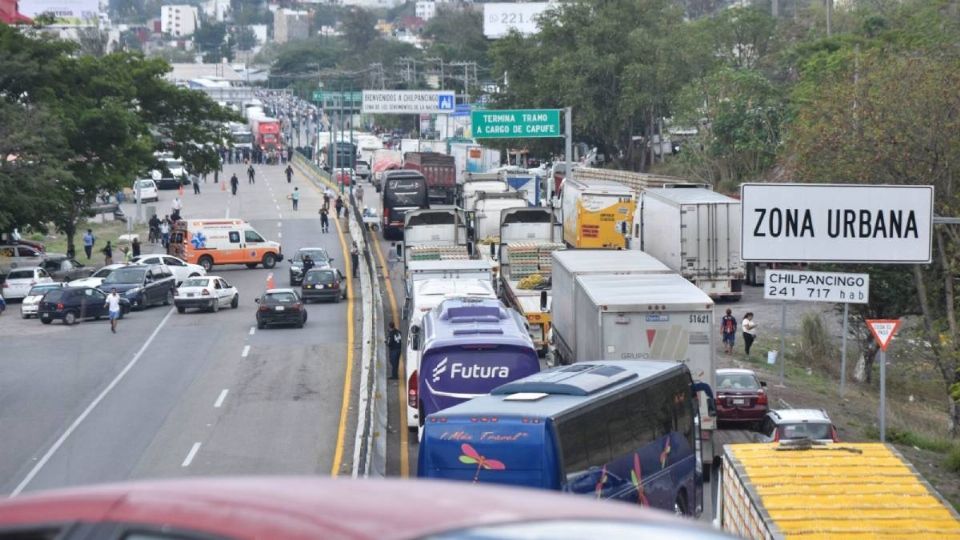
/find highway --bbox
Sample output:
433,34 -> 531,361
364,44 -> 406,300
0,161 -> 360,495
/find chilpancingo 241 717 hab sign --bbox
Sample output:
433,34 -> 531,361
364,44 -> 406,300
740,183 -> 933,263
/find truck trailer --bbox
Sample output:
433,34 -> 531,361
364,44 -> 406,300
560,178 -> 635,249
404,152 -> 457,204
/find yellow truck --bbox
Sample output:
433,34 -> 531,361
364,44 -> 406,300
717,442 -> 960,539
560,177 -> 635,249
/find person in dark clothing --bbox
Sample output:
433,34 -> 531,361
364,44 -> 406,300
302,255 -> 314,274
335,196 -> 344,218
350,242 -> 359,278
148,215 -> 160,243
285,165 -> 294,183
319,206 -> 330,233
720,308 -> 737,355
387,321 -> 402,380
193,177 -> 201,194
247,165 -> 256,184
101,241 -> 113,266
230,173 -> 239,195
131,237 -> 141,258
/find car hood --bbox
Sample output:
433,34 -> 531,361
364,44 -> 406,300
70,277 -> 104,288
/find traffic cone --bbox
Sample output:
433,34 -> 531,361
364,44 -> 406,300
266,272 -> 275,290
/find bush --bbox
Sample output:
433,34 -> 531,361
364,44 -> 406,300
797,313 -> 834,375
946,447 -> 960,473
866,426 -> 954,454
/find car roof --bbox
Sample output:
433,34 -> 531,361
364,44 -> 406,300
716,368 -> 758,376
297,247 -> 328,252
768,409 -> 832,423
7,266 -> 43,274
265,288 -> 297,294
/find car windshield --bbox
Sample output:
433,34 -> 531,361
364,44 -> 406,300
136,180 -> 154,189
103,267 -> 146,284
41,289 -> 65,302
28,284 -> 61,295
265,292 -> 298,303
780,422 -> 832,440
717,373 -> 759,390
182,278 -> 210,288
295,249 -> 328,262
305,270 -> 336,284
92,267 -> 115,278
7,269 -> 34,279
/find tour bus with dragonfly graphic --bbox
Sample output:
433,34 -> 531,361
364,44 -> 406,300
417,361 -> 707,518
415,298 -> 540,431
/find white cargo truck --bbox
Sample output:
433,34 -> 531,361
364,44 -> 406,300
401,209 -> 469,270
458,172 -> 510,212
635,187 -> 743,300
470,191 -> 528,243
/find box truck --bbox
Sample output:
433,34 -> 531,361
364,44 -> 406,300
560,178 -> 635,249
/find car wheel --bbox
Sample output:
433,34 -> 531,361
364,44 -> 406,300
63,311 -> 77,326
231,294 -> 239,309
257,318 -> 265,329
177,306 -> 186,314
41,316 -> 52,324
262,253 -> 277,269
333,294 -> 341,304
297,316 -> 304,329
164,290 -> 173,306
211,300 -> 219,313
20,313 -> 28,319
198,255 -> 214,272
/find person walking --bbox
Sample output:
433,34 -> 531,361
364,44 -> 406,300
354,183 -> 364,208
148,215 -> 160,243
319,206 -> 330,233
387,321 -> 402,380
335,196 -> 344,219
230,173 -> 239,195
322,190 -> 331,209
247,165 -> 256,184
101,241 -> 113,266
350,242 -> 359,278
290,187 -> 300,211
105,288 -> 122,334
171,196 -> 182,216
285,164 -> 294,183
131,237 -> 141,258
82,229 -> 95,260
742,312 -> 758,357
193,177 -> 201,194
721,308 -> 737,355
160,218 -> 171,249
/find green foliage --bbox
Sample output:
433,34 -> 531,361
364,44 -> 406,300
193,22 -> 226,55
235,26 -> 258,52
423,10 -> 488,65
797,313 -> 834,374
866,426 -> 955,454
947,446 -> 960,473
341,8 -> 378,54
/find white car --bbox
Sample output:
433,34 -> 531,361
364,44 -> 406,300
68,263 -> 126,288
133,179 -> 159,203
130,255 -> 205,285
174,276 -> 239,313
2,267 -> 54,300
20,282 -> 65,318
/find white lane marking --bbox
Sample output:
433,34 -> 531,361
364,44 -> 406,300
249,326 -> 255,336
275,204 -> 280,210
214,389 -> 229,408
10,308 -> 177,497
241,345 -> 250,358
277,222 -> 282,227
181,442 -> 201,467
277,232 -> 282,238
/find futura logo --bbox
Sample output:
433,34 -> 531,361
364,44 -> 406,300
432,357 -> 449,383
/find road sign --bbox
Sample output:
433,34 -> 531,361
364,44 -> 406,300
867,319 -> 901,351
471,109 -> 562,139
483,2 -> 551,39
763,270 -> 869,304
312,91 -> 362,112
740,183 -> 934,263
361,90 -> 456,114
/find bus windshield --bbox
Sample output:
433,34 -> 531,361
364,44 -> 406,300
385,178 -> 427,207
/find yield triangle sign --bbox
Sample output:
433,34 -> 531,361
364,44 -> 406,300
867,319 -> 902,351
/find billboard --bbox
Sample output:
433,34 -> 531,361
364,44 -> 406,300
483,3 -> 552,39
361,90 -> 455,115
20,0 -> 100,25
740,183 -> 933,263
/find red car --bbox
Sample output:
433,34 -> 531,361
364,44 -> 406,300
0,477 -> 731,540
715,368 -> 768,428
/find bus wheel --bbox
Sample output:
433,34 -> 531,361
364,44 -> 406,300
198,255 -> 214,272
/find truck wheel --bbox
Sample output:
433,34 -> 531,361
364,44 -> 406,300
198,256 -> 214,272
262,253 -> 277,269
177,306 -> 186,314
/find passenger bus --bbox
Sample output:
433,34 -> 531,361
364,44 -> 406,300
381,171 -> 429,240
418,360 -> 708,517
415,298 -> 540,430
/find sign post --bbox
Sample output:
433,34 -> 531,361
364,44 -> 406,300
866,319 -> 902,442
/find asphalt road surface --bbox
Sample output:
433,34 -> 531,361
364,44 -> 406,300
0,161 -> 360,495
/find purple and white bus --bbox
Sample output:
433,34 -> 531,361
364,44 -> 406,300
415,298 -> 540,428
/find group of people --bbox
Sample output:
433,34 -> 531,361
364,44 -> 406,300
720,309 -> 758,357
147,198 -> 182,251
83,230 -> 142,267
317,187 -> 346,233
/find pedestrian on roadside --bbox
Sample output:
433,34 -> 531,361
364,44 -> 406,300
121,245 -> 132,263
319,206 -> 330,233
350,242 -> 359,278
742,312 -> 758,357
231,173 -> 239,195
290,187 -> 300,211
323,190 -> 331,209
355,183 -> 364,207
82,229 -> 95,260
101,241 -> 113,266
171,196 -> 182,215
132,237 -> 141,258
285,164 -> 294,183
247,165 -> 256,184
193,177 -> 201,194
105,288 -> 122,334
335,196 -> 344,218
387,321 -> 402,380
721,308 -> 737,355
160,218 -> 171,249
148,215 -> 160,243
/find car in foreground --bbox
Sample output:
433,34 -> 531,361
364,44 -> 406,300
131,254 -> 205,285
0,477 -> 728,540
133,178 -> 159,203
20,282 -> 65,318
255,288 -> 307,329
301,267 -> 346,303
98,264 -> 176,310
1,267 -> 54,300
288,247 -> 331,285
37,286 -> 131,325
715,368 -> 768,428
175,276 -> 239,313
68,263 -> 125,288
39,257 -> 94,283
756,409 -> 839,443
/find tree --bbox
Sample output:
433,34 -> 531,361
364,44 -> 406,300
340,7 -> 378,54
235,26 -> 258,51
423,9 -> 488,65
193,21 -> 226,55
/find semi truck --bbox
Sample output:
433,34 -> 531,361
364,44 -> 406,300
571,167 -> 700,193
249,116 -> 282,153
635,187 -> 744,300
560,178 -> 635,249
450,143 -> 501,184
404,152 -> 457,204
718,442 -> 960,539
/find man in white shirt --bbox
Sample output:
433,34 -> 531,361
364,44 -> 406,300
171,197 -> 182,213
105,288 -> 122,334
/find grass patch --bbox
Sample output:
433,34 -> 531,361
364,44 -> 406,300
865,426 -> 955,454
947,447 -> 960,474
41,219 -> 147,259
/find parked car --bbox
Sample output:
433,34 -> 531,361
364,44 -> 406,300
98,264 -> 176,310
255,288 -> 307,329
39,257 -> 94,283
133,179 -> 159,203
756,409 -> 840,444
20,282 -> 66,318
0,244 -> 45,275
154,176 -> 191,190
175,276 -> 239,313
68,263 -> 125,289
37,286 -> 131,325
130,254 -> 205,285
301,267 -> 347,303
355,160 -> 371,180
288,247 -> 331,285
715,368 -> 768,428
1,267 -> 54,300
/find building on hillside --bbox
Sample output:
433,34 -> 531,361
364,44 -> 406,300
274,8 -> 309,43
161,5 -> 199,37
201,0 -> 229,22
0,0 -> 32,25
248,24 -> 268,46
415,1 -> 436,21
337,0 -> 407,7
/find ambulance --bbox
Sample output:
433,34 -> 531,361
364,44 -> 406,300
170,219 -> 282,272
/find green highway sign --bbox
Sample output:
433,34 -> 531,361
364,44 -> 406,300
312,91 -> 363,111
471,109 -> 562,139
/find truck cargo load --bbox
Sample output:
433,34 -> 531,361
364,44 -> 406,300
458,173 -> 510,212
636,187 -> 744,300
470,191 -> 529,244
572,167 -> 704,193
401,208 -> 469,268
719,442 -> 960,539
404,152 -> 457,204
560,178 -> 635,249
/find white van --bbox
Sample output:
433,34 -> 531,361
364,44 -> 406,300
133,179 -> 159,203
